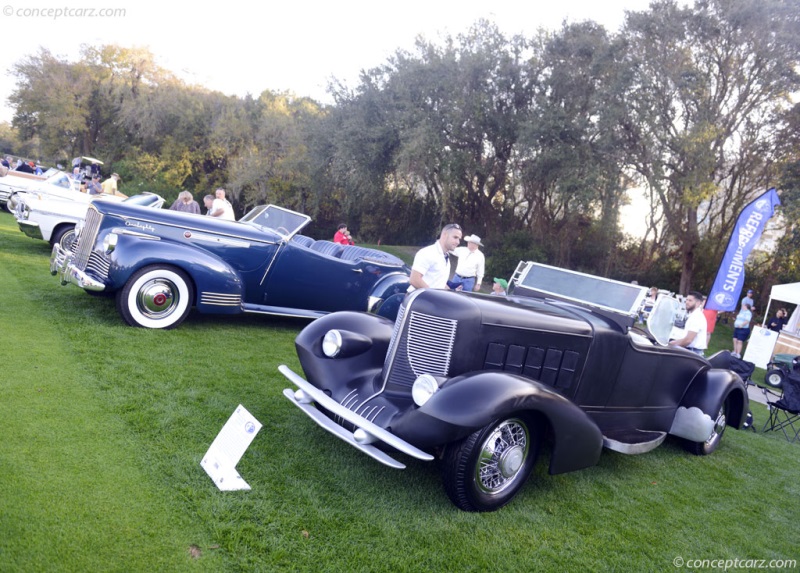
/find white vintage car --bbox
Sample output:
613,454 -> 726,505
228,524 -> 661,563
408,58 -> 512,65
0,167 -> 59,209
1,169 -> 129,213
16,192 -> 165,250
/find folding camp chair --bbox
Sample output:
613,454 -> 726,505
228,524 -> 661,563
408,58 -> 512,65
761,365 -> 800,444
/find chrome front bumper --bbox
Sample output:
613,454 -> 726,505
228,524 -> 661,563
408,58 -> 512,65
17,220 -> 43,240
279,364 -> 434,469
49,243 -> 106,291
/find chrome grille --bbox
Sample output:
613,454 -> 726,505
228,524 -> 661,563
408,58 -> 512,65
383,308 -> 458,390
85,253 -> 110,280
73,208 -> 103,271
406,313 -> 457,376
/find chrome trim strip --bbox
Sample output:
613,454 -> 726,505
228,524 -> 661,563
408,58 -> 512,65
241,305 -> 327,319
199,292 -> 242,306
381,289 -> 424,387
116,229 -> 161,240
118,215 -> 279,246
279,364 -> 434,463
186,232 -> 250,248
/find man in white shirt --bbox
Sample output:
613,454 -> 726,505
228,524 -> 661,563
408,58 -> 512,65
209,188 -> 235,220
669,291 -> 708,356
451,234 -> 485,292
408,223 -> 463,292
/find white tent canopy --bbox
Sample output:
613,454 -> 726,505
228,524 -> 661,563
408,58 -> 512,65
763,282 -> 800,331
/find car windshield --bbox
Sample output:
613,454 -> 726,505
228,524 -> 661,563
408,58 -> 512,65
518,263 -> 647,316
45,171 -> 74,189
647,296 -> 681,346
123,194 -> 163,207
239,205 -> 310,238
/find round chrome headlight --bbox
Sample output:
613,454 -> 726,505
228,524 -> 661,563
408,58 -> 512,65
412,374 -> 439,407
102,232 -> 118,253
321,330 -> 343,357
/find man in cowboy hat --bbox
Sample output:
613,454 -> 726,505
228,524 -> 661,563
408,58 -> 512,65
451,234 -> 485,292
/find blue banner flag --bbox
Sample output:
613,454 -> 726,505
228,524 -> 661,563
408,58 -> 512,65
705,188 -> 781,311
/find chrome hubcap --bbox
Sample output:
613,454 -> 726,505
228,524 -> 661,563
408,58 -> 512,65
476,419 -> 529,495
499,446 -> 525,477
136,279 -> 179,318
706,407 -> 726,446
61,231 -> 76,252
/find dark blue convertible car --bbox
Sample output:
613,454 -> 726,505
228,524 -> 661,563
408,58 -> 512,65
50,202 -> 410,329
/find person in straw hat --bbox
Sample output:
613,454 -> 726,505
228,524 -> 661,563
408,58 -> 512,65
451,234 -> 485,292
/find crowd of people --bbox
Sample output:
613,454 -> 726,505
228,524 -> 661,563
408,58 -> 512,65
659,285 -> 793,359
1,155 -> 43,175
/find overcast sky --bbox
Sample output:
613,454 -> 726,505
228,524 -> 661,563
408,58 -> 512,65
0,0 -> 658,122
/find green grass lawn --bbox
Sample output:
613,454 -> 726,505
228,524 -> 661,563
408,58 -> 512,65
1,212 -> 798,572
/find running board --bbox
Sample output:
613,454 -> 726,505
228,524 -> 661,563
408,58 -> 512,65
602,429 -> 667,454
242,303 -> 327,320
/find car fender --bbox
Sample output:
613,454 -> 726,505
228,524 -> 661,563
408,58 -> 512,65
419,371 -> 604,475
106,232 -> 243,309
669,368 -> 748,442
294,311 -> 395,383
369,272 -> 411,299
368,273 -> 410,316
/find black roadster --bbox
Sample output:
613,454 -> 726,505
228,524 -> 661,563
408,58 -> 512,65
280,263 -> 749,511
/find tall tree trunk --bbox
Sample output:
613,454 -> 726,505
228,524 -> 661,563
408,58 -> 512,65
679,206 -> 699,294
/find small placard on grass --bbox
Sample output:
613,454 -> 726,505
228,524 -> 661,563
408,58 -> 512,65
201,404 -> 262,491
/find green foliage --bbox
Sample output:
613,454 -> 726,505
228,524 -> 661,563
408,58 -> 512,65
0,121 -> 22,156
6,0 -> 800,290
621,0 -> 800,291
486,230 -> 546,281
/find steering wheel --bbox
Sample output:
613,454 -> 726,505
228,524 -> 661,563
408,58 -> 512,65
275,226 -> 290,236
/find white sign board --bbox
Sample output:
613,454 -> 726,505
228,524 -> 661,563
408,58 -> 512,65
743,326 -> 778,370
201,404 -> 262,491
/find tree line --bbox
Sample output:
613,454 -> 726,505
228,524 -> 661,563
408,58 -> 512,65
3,0 -> 800,298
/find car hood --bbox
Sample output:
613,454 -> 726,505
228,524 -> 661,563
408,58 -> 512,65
406,289 -> 595,338
91,200 -> 282,243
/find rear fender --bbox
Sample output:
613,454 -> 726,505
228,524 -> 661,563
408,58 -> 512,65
369,273 -> 410,316
421,372 -> 603,475
670,368 -> 748,441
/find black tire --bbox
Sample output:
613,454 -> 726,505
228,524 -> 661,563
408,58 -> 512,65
442,415 -> 541,512
764,368 -> 785,389
686,399 -> 728,456
116,265 -> 193,329
51,225 -> 77,251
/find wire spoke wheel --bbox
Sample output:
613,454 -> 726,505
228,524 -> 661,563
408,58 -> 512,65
475,419 -> 530,495
443,415 -> 541,511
